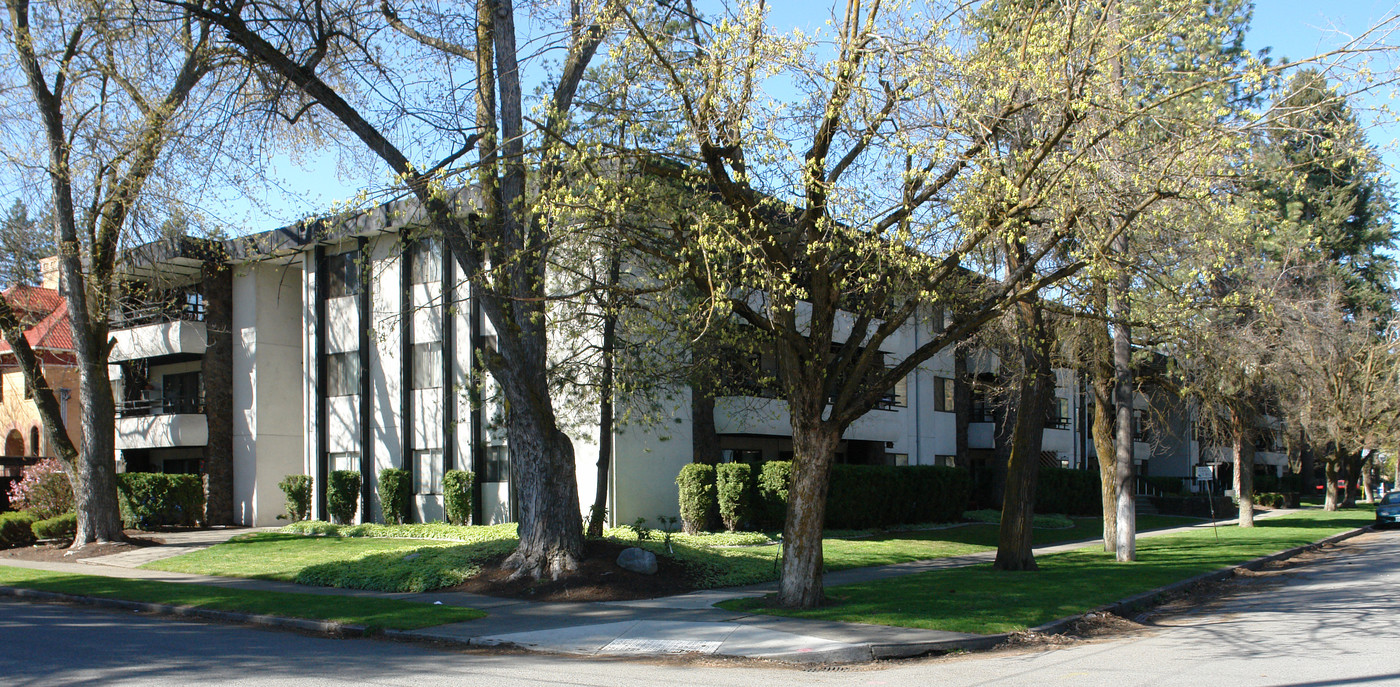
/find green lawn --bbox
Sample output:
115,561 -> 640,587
0,565 -> 484,630
719,508 -> 1372,634
146,514 -> 1201,593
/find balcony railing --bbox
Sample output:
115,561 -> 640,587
117,395 -> 205,418
110,297 -> 206,329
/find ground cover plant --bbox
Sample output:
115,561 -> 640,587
0,566 -> 483,630
719,508 -> 1372,634
145,514 -> 1198,593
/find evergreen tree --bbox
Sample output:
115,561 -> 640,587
0,200 -> 55,288
1256,69 -> 1398,321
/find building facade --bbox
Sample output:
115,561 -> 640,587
103,200 -> 1286,527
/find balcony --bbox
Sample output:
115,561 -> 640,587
115,412 -> 208,450
109,319 -> 207,362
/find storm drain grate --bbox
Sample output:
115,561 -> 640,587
600,638 -> 723,654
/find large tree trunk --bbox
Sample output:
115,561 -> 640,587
778,418 -> 841,608
1089,283 -> 1116,552
994,301 -> 1053,571
1324,450 -> 1341,511
74,365 -> 124,544
1342,450 -> 1362,507
1231,407 -> 1255,528
1360,450 -> 1376,504
501,396 -> 584,579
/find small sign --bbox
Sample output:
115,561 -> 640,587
1195,466 -> 1214,481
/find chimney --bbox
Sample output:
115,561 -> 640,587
39,256 -> 60,291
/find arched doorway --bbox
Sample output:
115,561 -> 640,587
4,430 -> 22,457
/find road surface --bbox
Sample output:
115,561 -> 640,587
4,529 -> 1396,686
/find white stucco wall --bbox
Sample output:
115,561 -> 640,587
231,260 -> 306,527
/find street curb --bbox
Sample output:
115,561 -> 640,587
0,524 -> 1374,667
0,585 -> 369,637
1025,524 -> 1374,637
755,524 -> 1376,665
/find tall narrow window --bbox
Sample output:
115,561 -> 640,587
327,353 -> 360,397
29,427 -> 40,456
889,374 -> 908,408
412,342 -> 442,389
409,237 -> 441,285
934,376 -> 955,412
1046,397 -> 1070,429
325,251 -> 361,298
329,452 -> 359,473
414,449 -> 443,494
485,445 -> 510,483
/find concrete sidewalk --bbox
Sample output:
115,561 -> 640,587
0,508 -> 1324,664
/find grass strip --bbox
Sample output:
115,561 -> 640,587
0,565 -> 484,630
719,508 -> 1372,634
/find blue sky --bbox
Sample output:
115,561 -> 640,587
214,1 -> 1400,235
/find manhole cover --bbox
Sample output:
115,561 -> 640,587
600,638 -> 723,654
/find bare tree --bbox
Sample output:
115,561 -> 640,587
164,0 -> 624,578
0,0 -> 227,545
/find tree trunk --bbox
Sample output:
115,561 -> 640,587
691,390 -> 720,465
1089,282 -> 1116,552
1112,239 -> 1135,562
994,300 -> 1053,571
1231,407 -> 1255,527
1360,450 -> 1376,504
1343,450 -> 1362,507
777,417 -> 841,609
74,359 -> 124,544
502,401 -> 584,579
586,252 -> 621,539
1324,450 -> 1340,511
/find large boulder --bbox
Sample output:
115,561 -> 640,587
616,547 -> 658,575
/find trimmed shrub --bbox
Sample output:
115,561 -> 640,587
825,465 -> 970,529
1255,474 -> 1282,493
116,473 -> 204,529
0,511 -> 37,548
31,512 -> 76,541
1035,467 -> 1101,516
1255,492 -> 1287,508
327,470 -> 361,525
377,468 -> 411,524
756,460 -> 792,529
278,475 -> 313,522
6,458 -> 73,520
715,463 -> 753,531
676,463 -> 716,534
443,470 -> 474,525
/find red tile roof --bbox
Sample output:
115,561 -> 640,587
0,285 -> 75,355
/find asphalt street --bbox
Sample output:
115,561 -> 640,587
4,528 -> 1398,686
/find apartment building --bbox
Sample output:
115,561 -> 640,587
101,196 -> 1284,527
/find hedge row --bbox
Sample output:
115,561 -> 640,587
31,512 -> 76,540
0,511 -> 36,548
825,464 -> 971,529
677,461 -> 972,532
116,473 -> 203,529
1035,466 -> 1101,516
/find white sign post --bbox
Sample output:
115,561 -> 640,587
1195,465 -> 1220,541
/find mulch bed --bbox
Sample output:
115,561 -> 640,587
0,530 -> 163,563
450,539 -> 694,602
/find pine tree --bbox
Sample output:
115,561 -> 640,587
0,200 -> 55,288
1256,69 -> 1398,320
